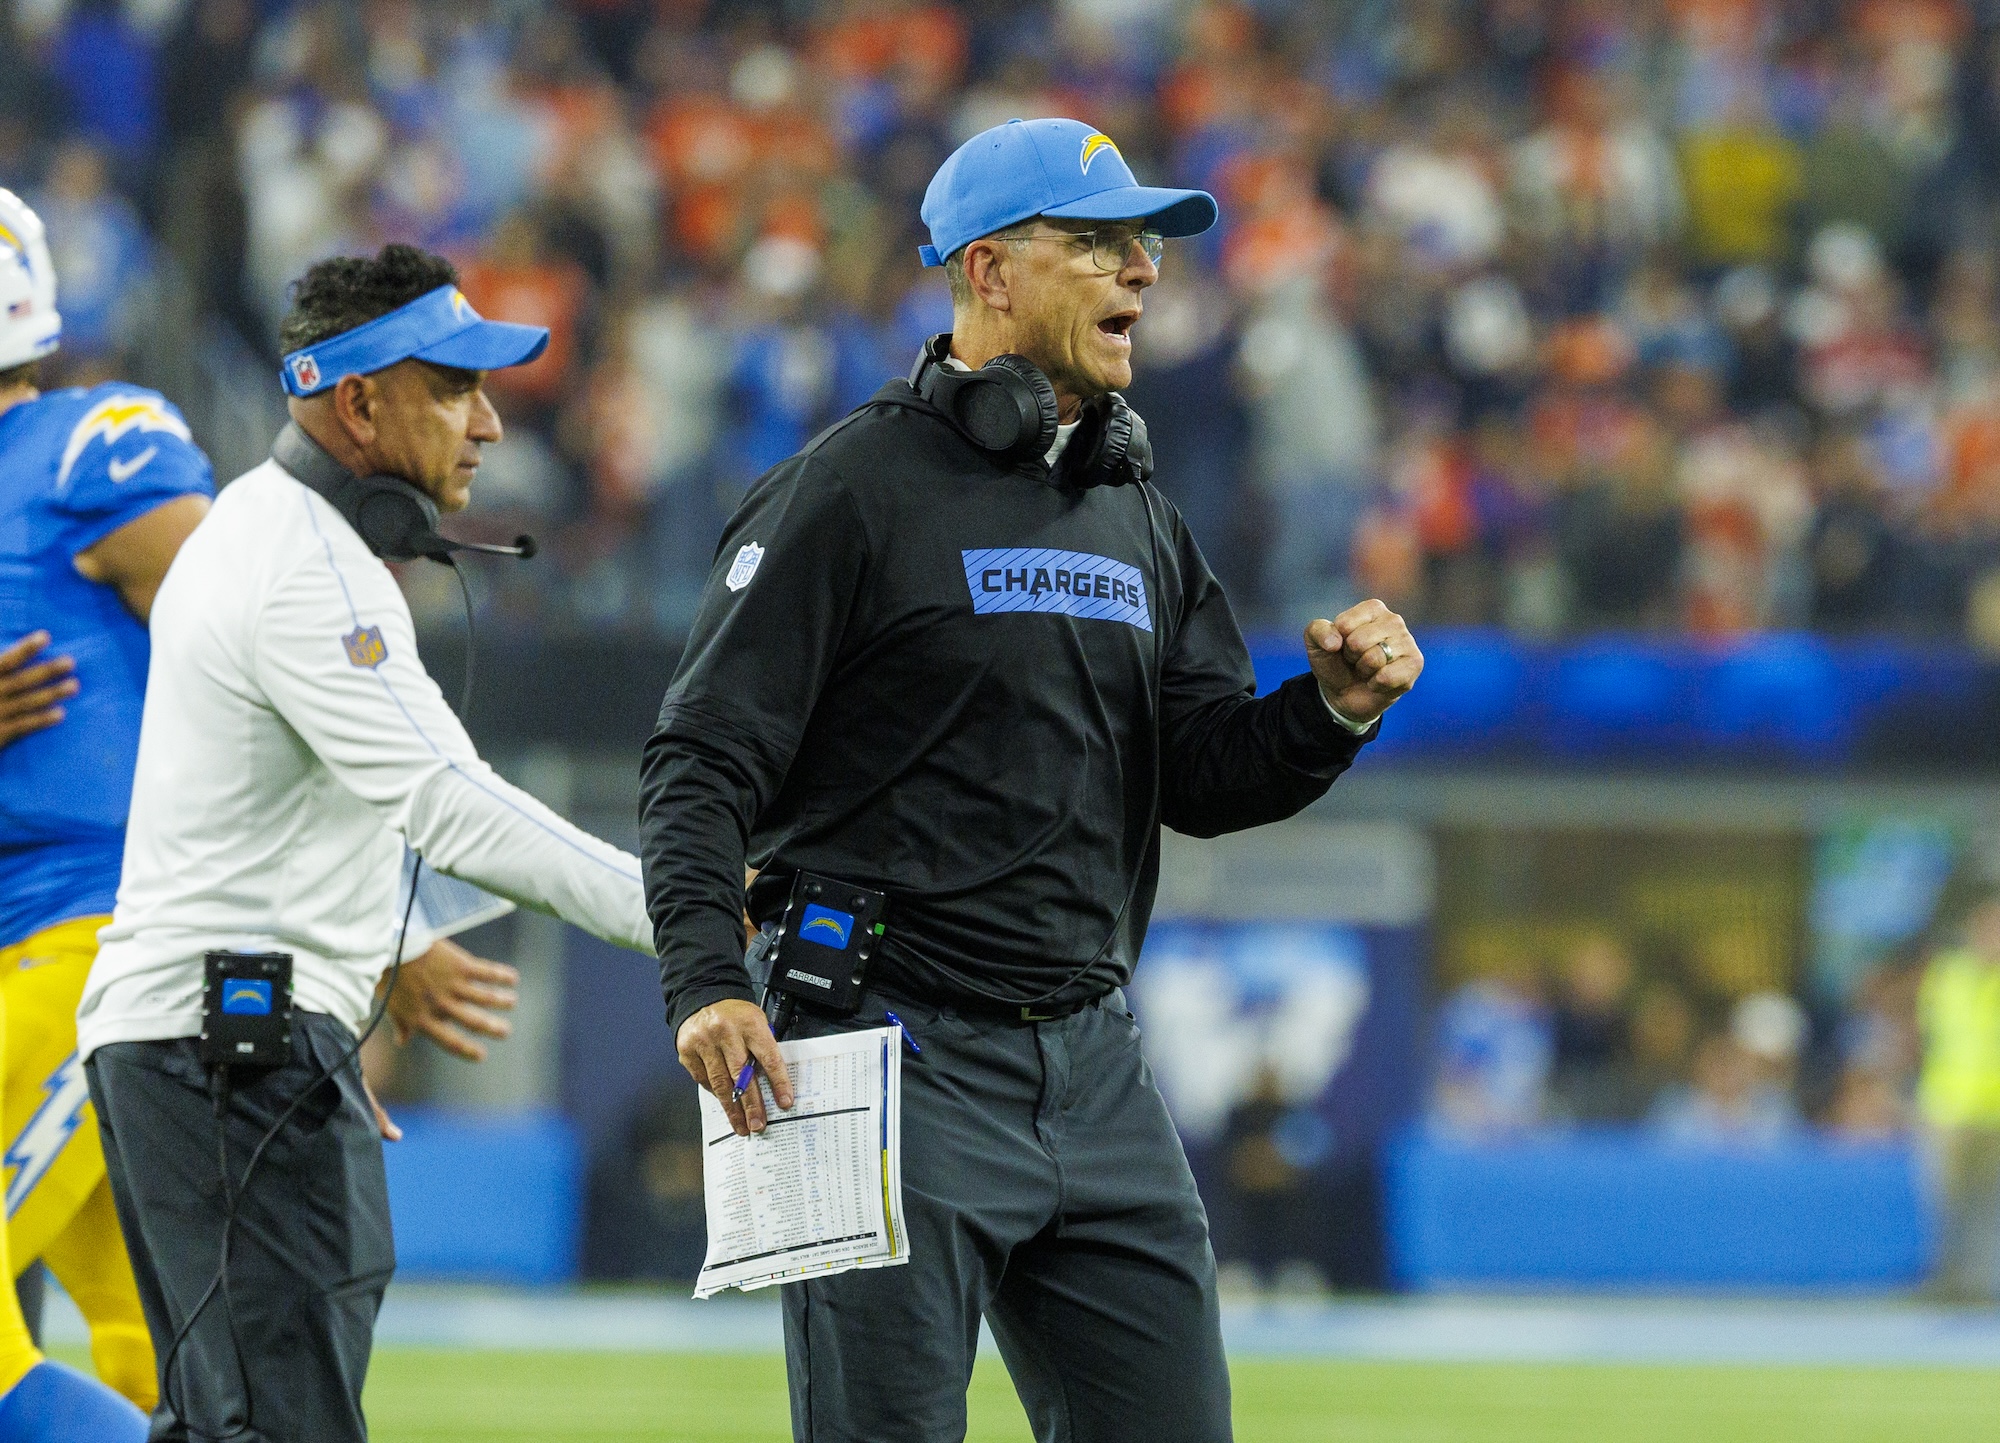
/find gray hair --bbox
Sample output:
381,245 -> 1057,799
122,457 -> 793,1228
942,219 -> 1043,307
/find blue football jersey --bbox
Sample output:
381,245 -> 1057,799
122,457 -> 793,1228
0,383 -> 214,946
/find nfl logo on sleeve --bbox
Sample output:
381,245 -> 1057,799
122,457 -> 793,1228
291,353 -> 321,391
342,625 -> 388,668
726,543 -> 764,592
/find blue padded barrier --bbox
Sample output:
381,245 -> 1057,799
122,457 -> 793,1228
1244,628 -> 2000,771
1383,1129 -> 1933,1290
382,1108 -> 581,1284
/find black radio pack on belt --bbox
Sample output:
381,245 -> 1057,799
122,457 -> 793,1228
762,872 -> 889,1035
199,951 -> 296,1068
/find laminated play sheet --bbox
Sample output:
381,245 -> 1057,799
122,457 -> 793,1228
694,1025 -> 908,1298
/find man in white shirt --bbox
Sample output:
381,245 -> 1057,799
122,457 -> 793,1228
79,244 -> 653,1443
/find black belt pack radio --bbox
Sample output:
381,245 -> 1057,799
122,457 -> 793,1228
763,872 -> 889,1017
200,951 -> 295,1068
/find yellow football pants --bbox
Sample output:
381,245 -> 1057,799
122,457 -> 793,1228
0,916 -> 154,1409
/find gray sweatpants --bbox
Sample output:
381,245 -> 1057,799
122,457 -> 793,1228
86,1014 -> 395,1443
776,987 -> 1233,1443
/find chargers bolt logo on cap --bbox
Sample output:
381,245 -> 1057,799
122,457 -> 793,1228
917,117 -> 1217,268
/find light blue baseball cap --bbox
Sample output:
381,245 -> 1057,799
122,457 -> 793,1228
918,118 -> 1219,268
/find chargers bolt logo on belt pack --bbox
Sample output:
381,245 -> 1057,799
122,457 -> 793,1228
799,903 -> 855,949
222,979 -> 273,1014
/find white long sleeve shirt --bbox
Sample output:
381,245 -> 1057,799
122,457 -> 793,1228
78,457 -> 653,1059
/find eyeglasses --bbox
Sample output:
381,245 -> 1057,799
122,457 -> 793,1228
1012,227 -> 1167,273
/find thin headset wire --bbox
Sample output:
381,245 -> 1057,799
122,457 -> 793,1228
163,557 -> 480,1437
161,874 -> 419,1441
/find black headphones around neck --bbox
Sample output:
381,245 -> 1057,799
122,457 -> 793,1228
272,422 -> 535,564
907,334 -> 1153,491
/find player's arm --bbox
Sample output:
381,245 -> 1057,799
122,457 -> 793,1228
72,493 -> 211,623
0,631 -> 77,746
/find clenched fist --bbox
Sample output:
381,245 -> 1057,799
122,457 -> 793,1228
1305,599 -> 1422,727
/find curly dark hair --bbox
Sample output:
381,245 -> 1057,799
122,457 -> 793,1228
277,244 -> 459,357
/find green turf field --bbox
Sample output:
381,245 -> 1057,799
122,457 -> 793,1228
353,1350 -> 2000,1442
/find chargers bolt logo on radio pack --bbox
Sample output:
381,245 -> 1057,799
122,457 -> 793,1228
798,903 -> 855,950
222,980 -> 273,1015
343,625 -> 388,669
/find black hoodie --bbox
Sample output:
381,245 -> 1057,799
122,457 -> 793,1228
639,380 -> 1373,1033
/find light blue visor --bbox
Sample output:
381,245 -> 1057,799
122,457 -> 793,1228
279,284 -> 549,397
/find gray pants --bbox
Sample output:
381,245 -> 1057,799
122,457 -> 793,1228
86,1013 -> 395,1443
777,988 -> 1232,1443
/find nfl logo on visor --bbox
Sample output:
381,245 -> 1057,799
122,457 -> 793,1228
291,354 -> 321,391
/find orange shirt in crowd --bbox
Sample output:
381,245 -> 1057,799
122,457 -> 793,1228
645,96 -> 841,261
528,79 -> 624,187
813,1 -> 967,90
1853,0 -> 1970,50
458,257 -> 589,405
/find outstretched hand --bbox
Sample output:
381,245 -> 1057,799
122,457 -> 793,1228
384,938 -> 519,1062
1305,599 -> 1423,727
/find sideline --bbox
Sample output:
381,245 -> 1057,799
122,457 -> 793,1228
46,1286 -> 1999,1367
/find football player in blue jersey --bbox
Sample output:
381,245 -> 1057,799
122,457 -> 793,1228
0,185 -> 207,1442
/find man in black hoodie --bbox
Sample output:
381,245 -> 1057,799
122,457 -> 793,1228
640,118 -> 1422,1442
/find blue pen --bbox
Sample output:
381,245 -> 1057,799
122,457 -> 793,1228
884,1011 -> 922,1055
731,1060 -> 756,1101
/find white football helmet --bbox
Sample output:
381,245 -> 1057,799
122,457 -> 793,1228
0,188 -> 60,372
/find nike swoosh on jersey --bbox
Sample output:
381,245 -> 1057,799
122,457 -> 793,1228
106,446 -> 158,483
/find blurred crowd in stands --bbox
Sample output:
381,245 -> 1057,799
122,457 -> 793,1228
14,0 -> 2000,638
1428,931 -> 1911,1140
1425,876 -> 1984,1147
1428,869 -> 2000,1295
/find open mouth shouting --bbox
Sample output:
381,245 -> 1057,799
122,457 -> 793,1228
1097,308 -> 1140,348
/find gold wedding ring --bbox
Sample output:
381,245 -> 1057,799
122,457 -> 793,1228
1379,641 -> 1398,665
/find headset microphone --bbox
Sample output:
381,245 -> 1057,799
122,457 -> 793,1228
445,534 -> 537,561
273,423 -> 539,565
